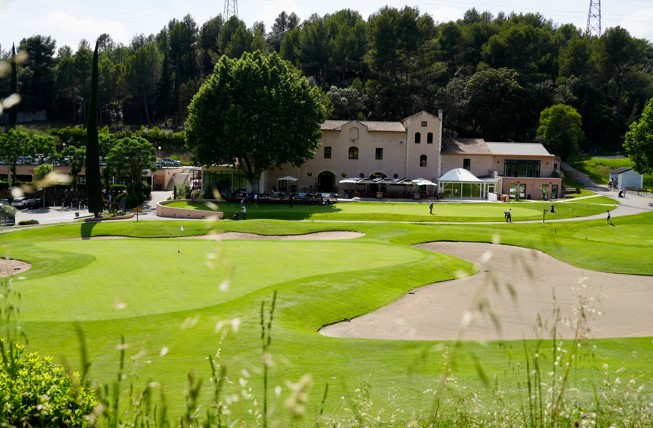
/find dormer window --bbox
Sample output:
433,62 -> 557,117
349,127 -> 359,141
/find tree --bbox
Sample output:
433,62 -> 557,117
326,85 -> 368,119
18,35 -> 56,113
269,11 -> 300,52
126,42 -> 162,124
61,145 -> 86,190
624,97 -> 653,175
8,44 -> 18,127
198,16 -> 224,75
105,136 -> 155,207
0,129 -> 32,186
86,40 -> 103,217
464,68 -> 527,140
105,136 -> 155,185
32,163 -> 54,207
536,104 -> 584,160
185,51 -> 327,190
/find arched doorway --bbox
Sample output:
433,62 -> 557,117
317,171 -> 336,192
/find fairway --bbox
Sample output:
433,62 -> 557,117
18,238 -> 422,321
1,209 -> 652,423
169,197 -> 617,222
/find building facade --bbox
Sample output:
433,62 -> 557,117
204,110 -> 563,200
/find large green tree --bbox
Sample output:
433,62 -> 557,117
624,97 -> 653,175
105,136 -> 155,185
185,51 -> 327,190
464,67 -> 526,140
105,136 -> 155,207
536,103 -> 584,160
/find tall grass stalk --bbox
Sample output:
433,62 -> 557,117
260,290 -> 278,428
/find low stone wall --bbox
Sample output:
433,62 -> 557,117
156,200 -> 224,220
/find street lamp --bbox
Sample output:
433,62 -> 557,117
157,146 -> 162,158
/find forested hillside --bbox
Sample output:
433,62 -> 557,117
1,7 -> 652,150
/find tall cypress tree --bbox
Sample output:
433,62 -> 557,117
85,40 -> 103,217
8,44 -> 18,128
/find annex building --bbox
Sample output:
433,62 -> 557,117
203,111 -> 563,200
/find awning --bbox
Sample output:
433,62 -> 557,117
278,176 -> 298,181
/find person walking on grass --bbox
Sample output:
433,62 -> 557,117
607,209 -> 612,225
429,201 -> 434,215
504,208 -> 512,223
242,206 -> 247,220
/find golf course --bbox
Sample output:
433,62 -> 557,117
1,196 -> 652,426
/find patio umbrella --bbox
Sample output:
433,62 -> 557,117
278,176 -> 298,181
411,178 -> 437,186
339,178 -> 361,184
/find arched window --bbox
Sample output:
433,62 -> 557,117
348,146 -> 359,159
427,132 -> 433,144
421,121 -> 428,127
415,132 -> 421,144
420,155 -> 427,167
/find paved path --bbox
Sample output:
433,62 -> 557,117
12,191 -> 173,225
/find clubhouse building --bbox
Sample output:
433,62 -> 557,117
203,110 -> 563,200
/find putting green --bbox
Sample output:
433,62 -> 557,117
315,202 -> 540,217
17,239 -> 424,321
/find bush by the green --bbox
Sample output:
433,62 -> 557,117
0,341 -> 97,427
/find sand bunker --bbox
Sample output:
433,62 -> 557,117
192,231 -> 364,241
320,242 -> 653,340
0,259 -> 32,277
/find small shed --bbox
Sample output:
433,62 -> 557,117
609,167 -> 643,190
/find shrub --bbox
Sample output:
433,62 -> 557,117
0,341 -> 98,427
17,219 -> 39,225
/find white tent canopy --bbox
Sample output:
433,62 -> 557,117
278,176 -> 298,181
438,168 -> 488,199
439,168 -> 482,182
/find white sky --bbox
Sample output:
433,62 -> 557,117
1,0 -> 652,52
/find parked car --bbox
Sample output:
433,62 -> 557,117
0,201 -> 16,226
159,158 -> 182,167
11,197 -> 42,209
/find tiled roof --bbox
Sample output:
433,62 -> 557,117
610,167 -> 632,174
441,138 -> 491,154
321,120 -> 350,130
360,121 -> 405,132
320,120 -> 405,132
486,142 -> 551,156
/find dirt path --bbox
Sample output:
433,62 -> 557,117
320,243 -> 653,340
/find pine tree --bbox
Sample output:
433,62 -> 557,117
8,44 -> 18,128
85,40 -> 103,217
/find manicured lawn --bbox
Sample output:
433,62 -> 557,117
1,208 -> 652,423
167,197 -> 617,222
